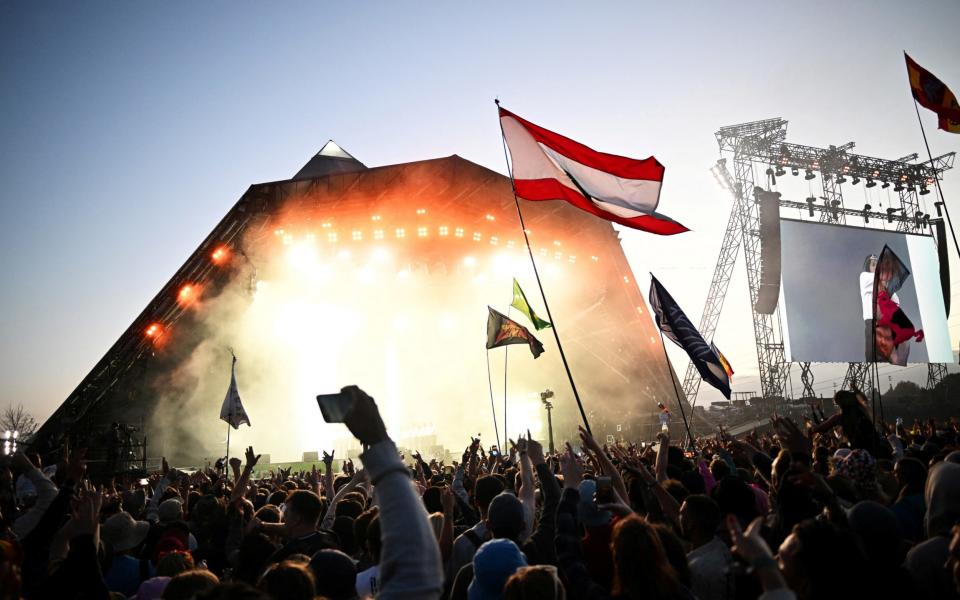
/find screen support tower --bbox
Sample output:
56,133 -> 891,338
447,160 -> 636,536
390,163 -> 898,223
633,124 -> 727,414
683,118 -> 954,412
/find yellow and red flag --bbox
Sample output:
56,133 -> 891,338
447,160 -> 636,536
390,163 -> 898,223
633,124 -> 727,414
905,53 -> 960,134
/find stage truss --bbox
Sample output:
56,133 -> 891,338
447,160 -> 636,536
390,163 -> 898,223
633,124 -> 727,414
683,117 -> 954,410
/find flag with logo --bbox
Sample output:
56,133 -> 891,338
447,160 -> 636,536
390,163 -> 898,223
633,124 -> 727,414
649,275 -> 731,399
905,53 -> 960,134
511,278 -> 551,330
486,306 -> 545,358
220,356 -> 251,429
872,245 -> 924,366
499,106 -> 688,234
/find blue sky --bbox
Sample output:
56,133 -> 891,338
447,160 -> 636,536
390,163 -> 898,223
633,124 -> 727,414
2,1 -> 959,422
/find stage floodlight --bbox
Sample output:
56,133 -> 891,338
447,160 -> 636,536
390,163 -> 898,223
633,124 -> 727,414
893,182 -> 904,192
836,175 -> 847,184
863,204 -> 871,223
791,167 -> 799,176
804,169 -> 815,180
805,196 -> 816,217
851,176 -> 860,185
865,179 -> 876,188
211,245 -> 230,265
881,181 -> 890,189
775,167 -> 786,177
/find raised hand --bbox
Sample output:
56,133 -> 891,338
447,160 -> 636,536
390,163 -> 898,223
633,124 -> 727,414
342,385 -> 389,447
441,486 -> 455,516
526,432 -> 545,466
244,446 -> 261,469
322,450 -> 335,467
559,443 -> 583,489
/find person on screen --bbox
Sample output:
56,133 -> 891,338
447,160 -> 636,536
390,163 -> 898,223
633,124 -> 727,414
860,254 -> 880,360
872,252 -> 924,366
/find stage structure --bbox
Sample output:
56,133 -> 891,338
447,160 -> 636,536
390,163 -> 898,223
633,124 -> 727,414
683,118 -> 954,410
33,143 -> 684,466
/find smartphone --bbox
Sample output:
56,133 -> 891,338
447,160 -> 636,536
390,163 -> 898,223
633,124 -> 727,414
316,392 -> 353,423
138,478 -> 149,486
594,476 -> 613,504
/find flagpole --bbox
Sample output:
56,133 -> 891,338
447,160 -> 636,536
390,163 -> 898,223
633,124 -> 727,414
496,99 -> 593,435
912,98 -> 960,262
503,307 -> 511,447
485,350 -> 503,451
657,329 -> 694,446
225,421 -> 231,472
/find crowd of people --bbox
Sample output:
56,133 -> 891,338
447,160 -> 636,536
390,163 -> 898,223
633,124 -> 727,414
1,385 -> 960,600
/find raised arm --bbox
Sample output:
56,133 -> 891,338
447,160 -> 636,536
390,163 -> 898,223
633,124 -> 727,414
345,386 -> 442,600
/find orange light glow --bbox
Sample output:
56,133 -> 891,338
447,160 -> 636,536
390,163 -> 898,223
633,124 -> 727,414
145,323 -> 163,338
211,245 -> 230,265
177,284 -> 201,306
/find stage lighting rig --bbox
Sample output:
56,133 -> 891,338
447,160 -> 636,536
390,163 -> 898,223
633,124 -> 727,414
863,204 -> 871,223
836,175 -> 847,184
791,167 -> 799,176
866,179 -> 876,188
920,184 -> 930,195
886,207 -> 903,223
804,169 -> 815,180
805,196 -> 816,217
852,176 -> 860,185
881,181 -> 890,189
935,201 -> 944,217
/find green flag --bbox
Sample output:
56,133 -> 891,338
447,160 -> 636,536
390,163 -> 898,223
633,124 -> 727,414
511,279 -> 552,330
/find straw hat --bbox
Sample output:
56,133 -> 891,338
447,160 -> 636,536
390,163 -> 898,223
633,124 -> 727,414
102,511 -> 150,553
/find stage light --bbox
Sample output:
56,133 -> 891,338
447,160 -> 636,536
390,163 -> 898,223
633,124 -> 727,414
866,179 -> 876,188
485,214 -> 495,221
591,255 -> 599,262
569,255 -> 577,263
371,215 -> 381,221
274,228 -> 284,236
328,232 -> 338,242
935,201 -> 944,217
863,204 -> 871,223
473,232 -> 482,242
805,196 -> 816,217
490,236 -> 499,245
539,248 -> 548,257
373,229 -> 384,240
396,228 -> 406,238
322,222 -> 332,229
791,167 -> 799,176
554,251 -> 563,260
893,182 -> 904,192
775,167 -> 786,177
804,170 -> 815,180
145,323 -> 163,339
416,208 -> 427,215
417,226 -> 428,237
553,240 -> 561,246
463,256 -> 476,267
836,175 -> 847,184
920,185 -> 930,195
211,245 -> 230,265
506,240 -> 516,249
283,234 -> 293,245
881,181 -> 890,189
352,230 -> 363,241
454,227 -> 464,238
623,276 -> 630,283
886,207 -> 902,223
439,226 -> 449,236
177,284 -> 197,305
765,167 -> 774,176
851,176 -> 860,185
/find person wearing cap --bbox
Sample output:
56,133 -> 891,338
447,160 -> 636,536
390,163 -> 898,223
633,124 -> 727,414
467,538 -> 528,600
102,511 -> 151,597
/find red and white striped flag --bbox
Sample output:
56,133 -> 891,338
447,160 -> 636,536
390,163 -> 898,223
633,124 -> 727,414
499,106 -> 687,235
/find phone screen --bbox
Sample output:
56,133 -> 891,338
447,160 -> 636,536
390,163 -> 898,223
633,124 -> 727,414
316,393 -> 353,423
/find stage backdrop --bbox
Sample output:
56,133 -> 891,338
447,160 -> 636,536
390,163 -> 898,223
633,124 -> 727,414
779,219 -> 951,364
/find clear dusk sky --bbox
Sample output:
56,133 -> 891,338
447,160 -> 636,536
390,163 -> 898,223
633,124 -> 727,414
2,1 -> 959,424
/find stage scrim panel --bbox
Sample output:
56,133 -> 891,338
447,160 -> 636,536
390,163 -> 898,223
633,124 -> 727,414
779,219 -> 951,364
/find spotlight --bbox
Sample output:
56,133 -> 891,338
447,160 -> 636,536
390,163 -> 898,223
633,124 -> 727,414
863,203 -> 871,223
791,167 -> 799,176
805,196 -> 816,217
886,207 -> 903,223
881,181 -> 890,189
851,176 -> 860,185
866,179 -> 876,188
145,323 -> 163,339
765,167 -> 774,175
804,170 -> 815,180
836,174 -> 846,183
893,182 -> 904,192
177,284 -> 197,306
211,245 -> 230,265
935,201 -> 944,217
775,167 -> 786,177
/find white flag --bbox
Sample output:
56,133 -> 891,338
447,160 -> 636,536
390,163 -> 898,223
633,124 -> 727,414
219,357 -> 251,429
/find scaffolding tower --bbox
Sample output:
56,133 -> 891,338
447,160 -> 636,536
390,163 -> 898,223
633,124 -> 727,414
682,117 -> 954,410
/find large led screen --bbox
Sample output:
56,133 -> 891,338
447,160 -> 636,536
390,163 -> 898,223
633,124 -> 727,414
780,219 -> 952,364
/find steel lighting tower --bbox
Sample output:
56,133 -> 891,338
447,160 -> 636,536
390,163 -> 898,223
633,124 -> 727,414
682,118 -> 954,410
540,389 -> 555,453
